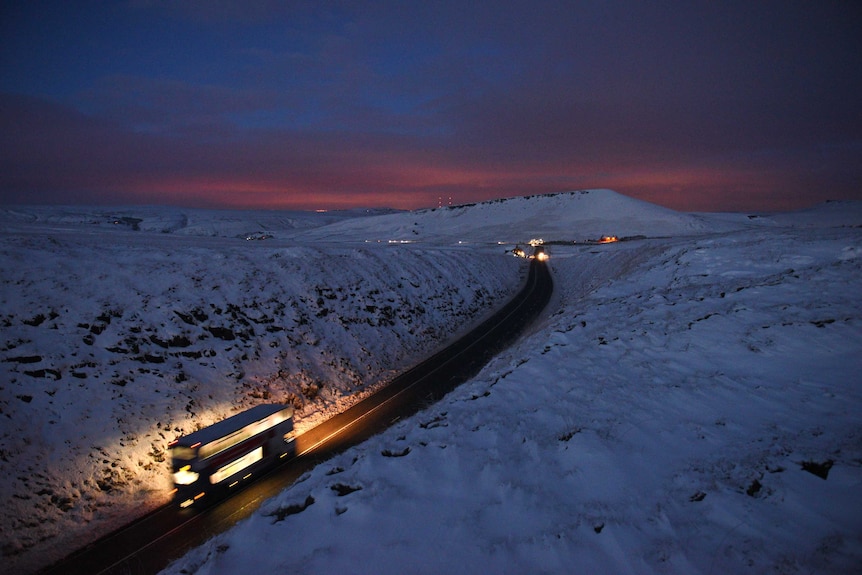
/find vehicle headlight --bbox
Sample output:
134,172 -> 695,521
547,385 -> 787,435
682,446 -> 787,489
173,465 -> 200,485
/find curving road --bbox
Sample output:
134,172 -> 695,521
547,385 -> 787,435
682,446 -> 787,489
41,257 -> 552,575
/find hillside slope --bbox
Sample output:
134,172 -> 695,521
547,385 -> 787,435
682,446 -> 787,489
295,189 -> 740,244
0,216 -> 519,574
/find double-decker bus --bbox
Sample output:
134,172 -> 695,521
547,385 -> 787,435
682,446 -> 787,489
169,403 -> 296,508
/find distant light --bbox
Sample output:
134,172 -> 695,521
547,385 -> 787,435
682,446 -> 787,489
315,209 -> 328,213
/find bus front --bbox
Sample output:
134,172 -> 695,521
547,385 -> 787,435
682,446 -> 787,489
169,441 -> 205,508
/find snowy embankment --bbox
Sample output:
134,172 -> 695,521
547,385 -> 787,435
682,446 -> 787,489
163,201 -> 861,574
0,207 -> 522,574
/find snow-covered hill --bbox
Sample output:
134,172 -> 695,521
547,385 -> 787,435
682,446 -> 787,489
1,190 -> 860,574
0,205 -> 398,238
295,189 -> 736,244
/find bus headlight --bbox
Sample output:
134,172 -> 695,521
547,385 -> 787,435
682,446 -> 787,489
173,465 -> 200,485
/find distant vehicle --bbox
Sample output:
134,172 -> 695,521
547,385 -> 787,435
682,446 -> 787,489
169,404 -> 296,508
532,245 -> 549,261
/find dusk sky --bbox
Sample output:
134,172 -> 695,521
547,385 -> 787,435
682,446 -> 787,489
2,1 -> 861,212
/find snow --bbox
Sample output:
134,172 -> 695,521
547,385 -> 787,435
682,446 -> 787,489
0,205 -> 520,574
298,189 -> 731,244
2,190 -> 861,574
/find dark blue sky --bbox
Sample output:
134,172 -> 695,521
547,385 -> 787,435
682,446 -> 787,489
2,1 -> 861,211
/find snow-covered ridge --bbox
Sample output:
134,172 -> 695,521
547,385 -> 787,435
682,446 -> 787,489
0,205 -> 399,238
3,190 -> 858,245
297,189 -> 747,243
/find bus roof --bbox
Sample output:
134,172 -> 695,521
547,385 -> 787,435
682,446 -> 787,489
172,404 -> 292,448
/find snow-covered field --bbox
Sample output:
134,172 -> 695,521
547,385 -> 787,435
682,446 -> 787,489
2,190 -> 861,574
0,204 -> 521,574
